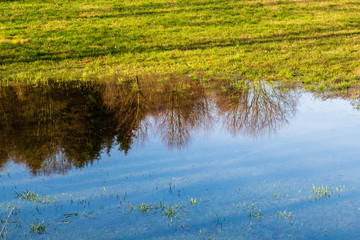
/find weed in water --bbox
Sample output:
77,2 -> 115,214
16,191 -> 50,204
164,205 -> 176,219
276,210 -> 292,219
139,203 -> 149,214
309,185 -> 345,201
30,221 -> 46,234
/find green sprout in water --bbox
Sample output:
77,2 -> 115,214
276,210 -> 292,219
16,191 -> 39,202
16,190 -> 51,204
164,205 -> 176,218
190,198 -> 197,206
250,209 -> 262,218
30,221 -> 46,234
309,185 -> 345,201
139,203 -> 149,214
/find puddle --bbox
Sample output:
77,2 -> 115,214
0,79 -> 360,239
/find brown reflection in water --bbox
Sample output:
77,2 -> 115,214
150,78 -> 211,150
215,81 -> 297,137
0,77 -> 297,175
101,76 -> 211,151
101,78 -> 148,154
0,82 -> 117,174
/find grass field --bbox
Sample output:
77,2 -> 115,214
0,0 -> 359,91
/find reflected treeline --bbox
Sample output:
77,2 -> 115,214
0,82 -> 117,175
101,76 -> 211,150
215,81 -> 297,136
0,77 -> 297,175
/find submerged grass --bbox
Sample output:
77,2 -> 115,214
0,0 -> 359,91
309,185 -> 345,201
30,221 -> 46,234
0,182 -> 351,238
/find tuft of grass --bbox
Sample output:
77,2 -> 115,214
276,210 -> 292,219
164,204 -> 176,218
16,191 -> 51,204
309,184 -> 345,201
30,221 -> 46,234
138,203 -> 149,213
190,197 -> 197,206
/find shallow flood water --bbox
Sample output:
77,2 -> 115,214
0,79 -> 360,239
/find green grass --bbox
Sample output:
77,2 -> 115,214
0,0 -> 359,91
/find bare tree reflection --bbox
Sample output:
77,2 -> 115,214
150,78 -> 212,150
215,80 -> 298,136
0,82 -> 116,175
101,78 -> 149,154
0,78 -> 298,175
102,76 -> 212,150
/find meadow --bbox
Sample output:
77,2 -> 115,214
0,0 -> 360,92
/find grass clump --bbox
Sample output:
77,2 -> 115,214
276,210 -> 292,219
30,221 -> 46,234
16,191 -> 51,204
0,0 -> 359,91
309,185 -> 345,201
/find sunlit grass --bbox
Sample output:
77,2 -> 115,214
0,0 -> 359,91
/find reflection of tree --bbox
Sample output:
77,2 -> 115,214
0,78 -> 298,175
0,78 -> 213,174
102,77 -> 212,150
215,81 -> 298,136
150,79 -> 212,150
0,82 -> 118,174
101,78 -> 148,154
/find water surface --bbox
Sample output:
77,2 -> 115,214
0,80 -> 359,239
